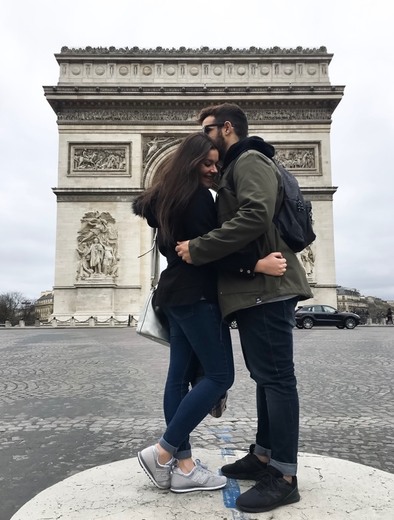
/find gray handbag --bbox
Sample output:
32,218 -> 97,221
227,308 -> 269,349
136,230 -> 170,346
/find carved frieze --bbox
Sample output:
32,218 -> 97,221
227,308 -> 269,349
58,107 -> 332,123
76,211 -> 119,282
61,62 -> 326,80
69,143 -> 131,175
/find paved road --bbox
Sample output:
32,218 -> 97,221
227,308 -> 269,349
0,326 -> 393,520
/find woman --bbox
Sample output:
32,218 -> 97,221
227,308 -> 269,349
133,133 -> 286,494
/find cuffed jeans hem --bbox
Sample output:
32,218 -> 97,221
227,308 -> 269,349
269,459 -> 297,477
254,444 -> 271,459
159,436 -> 177,457
175,449 -> 192,460
159,436 -> 192,460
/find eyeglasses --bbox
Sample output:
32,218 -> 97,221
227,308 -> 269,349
202,123 -> 225,134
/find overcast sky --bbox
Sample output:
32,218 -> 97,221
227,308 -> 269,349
1,0 -> 393,302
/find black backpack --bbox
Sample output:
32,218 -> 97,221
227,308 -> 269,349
272,160 -> 316,253
227,153 -> 316,253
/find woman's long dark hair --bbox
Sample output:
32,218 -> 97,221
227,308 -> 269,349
137,132 -> 218,245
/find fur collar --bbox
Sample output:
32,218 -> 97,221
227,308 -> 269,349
222,136 -> 275,169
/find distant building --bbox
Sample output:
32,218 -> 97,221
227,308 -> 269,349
337,286 -> 392,324
35,291 -> 54,322
336,286 -> 368,314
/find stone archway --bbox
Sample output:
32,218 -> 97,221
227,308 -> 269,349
45,46 -> 343,320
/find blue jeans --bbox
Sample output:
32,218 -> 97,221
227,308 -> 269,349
235,298 -> 299,476
159,300 -> 234,459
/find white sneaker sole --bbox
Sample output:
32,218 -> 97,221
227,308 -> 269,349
170,482 -> 227,493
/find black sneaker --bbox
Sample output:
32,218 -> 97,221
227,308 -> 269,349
236,465 -> 300,513
221,444 -> 267,480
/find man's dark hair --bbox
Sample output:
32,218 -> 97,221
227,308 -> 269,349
198,103 -> 248,139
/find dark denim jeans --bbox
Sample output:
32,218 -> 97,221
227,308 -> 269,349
160,300 -> 234,459
235,298 -> 299,475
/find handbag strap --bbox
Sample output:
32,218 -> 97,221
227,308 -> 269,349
151,229 -> 160,287
138,229 -> 160,287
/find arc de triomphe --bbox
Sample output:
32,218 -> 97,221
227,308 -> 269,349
44,46 -> 344,322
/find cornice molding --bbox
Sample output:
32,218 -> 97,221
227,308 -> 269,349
58,46 -> 330,57
44,85 -> 344,96
52,187 -> 141,202
301,187 -> 338,199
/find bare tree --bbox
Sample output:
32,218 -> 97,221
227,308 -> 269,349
0,292 -> 36,325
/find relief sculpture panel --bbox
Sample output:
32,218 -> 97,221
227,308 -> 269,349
274,145 -> 319,173
76,211 -> 119,282
69,144 -> 131,175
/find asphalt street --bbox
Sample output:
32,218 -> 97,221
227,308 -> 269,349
0,326 -> 393,520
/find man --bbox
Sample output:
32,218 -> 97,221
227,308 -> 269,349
176,103 -> 313,513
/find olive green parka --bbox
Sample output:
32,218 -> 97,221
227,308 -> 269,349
188,137 -> 313,319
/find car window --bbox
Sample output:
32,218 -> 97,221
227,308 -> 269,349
322,305 -> 336,314
312,305 -> 322,312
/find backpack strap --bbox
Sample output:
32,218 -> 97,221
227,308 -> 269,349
225,151 -> 282,217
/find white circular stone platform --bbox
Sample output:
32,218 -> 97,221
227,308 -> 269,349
11,449 -> 394,519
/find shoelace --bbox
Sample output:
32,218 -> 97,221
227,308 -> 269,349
194,459 -> 212,475
171,459 -> 209,475
254,471 -> 279,491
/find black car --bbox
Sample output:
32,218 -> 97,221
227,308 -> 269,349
295,304 -> 360,330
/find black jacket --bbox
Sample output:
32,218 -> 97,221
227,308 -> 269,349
133,185 -> 260,308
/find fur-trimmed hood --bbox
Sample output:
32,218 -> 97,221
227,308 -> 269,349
222,136 -> 275,170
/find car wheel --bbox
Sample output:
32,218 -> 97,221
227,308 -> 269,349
230,320 -> 238,329
296,323 -> 303,329
345,318 -> 356,329
302,317 -> 314,329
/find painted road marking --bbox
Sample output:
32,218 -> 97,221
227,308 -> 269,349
209,429 -> 249,519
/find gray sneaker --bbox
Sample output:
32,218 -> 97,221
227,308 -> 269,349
138,445 -> 174,489
170,459 -> 227,493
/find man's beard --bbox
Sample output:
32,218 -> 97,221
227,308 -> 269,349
215,133 -> 227,160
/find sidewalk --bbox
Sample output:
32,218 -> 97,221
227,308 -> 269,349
11,448 -> 394,519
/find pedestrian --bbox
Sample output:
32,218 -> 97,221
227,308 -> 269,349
386,307 -> 393,325
176,104 -> 313,512
133,132 -> 287,494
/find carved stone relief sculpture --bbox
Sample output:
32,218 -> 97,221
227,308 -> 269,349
142,136 -> 179,168
298,244 -> 315,281
144,136 -> 174,165
58,107 -> 332,123
76,211 -> 119,281
70,144 -> 130,175
275,147 -> 316,170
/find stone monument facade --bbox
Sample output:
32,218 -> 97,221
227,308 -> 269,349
44,46 -> 344,321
